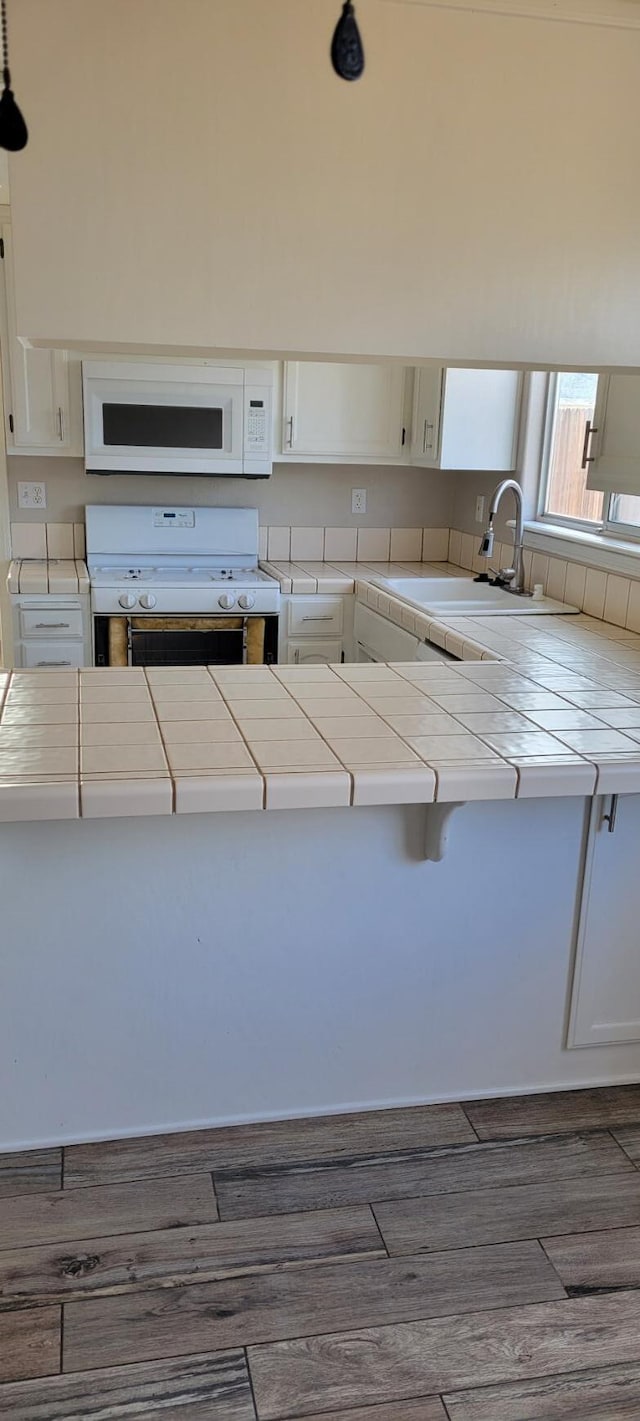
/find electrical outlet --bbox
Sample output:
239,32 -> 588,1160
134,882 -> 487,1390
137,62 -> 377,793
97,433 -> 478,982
18,481 -> 47,510
351,488 -> 367,515
475,495 -> 485,524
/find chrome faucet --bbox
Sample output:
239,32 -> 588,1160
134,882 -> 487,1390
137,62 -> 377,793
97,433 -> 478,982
478,479 -> 526,594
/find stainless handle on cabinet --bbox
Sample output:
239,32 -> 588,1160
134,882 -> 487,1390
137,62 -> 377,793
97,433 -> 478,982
294,647 -> 300,663
57,406 -> 64,442
34,621 -> 70,629
580,419 -> 598,469
603,793 -> 618,833
36,660 -> 72,667
301,615 -> 334,622
423,419 -> 434,454
286,416 -> 294,448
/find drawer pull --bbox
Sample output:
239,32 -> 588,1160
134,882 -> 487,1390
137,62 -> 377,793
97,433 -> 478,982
301,615 -> 334,622
36,660 -> 72,667
34,621 -> 71,629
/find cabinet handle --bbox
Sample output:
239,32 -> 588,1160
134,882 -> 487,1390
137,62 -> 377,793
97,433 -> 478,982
35,659 -> 72,667
301,615 -> 334,622
580,419 -> 598,469
423,419 -> 434,454
603,793 -> 618,833
34,621 -> 71,629
57,406 -> 65,442
294,647 -> 300,663
286,416 -> 294,449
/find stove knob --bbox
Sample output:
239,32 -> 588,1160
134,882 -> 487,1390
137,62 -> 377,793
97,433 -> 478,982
218,592 -> 235,610
238,593 -> 256,610
118,592 -> 137,609
139,593 -> 157,610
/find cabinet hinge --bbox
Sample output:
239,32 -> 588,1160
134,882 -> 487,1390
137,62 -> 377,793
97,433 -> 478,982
401,426 -> 406,446
8,412 -> 13,433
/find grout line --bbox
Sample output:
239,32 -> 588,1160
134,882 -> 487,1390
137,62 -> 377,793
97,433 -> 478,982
537,1236 -> 569,1296
244,1346 -> 260,1421
367,1203 -> 390,1258
59,1302 -> 64,1374
210,1170 -> 220,1219
459,1104 -> 481,1142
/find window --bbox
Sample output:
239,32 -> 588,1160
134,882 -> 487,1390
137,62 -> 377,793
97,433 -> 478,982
541,373 -> 640,539
541,373 -> 603,526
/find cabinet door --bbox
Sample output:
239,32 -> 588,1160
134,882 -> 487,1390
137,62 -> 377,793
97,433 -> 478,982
410,366 -> 443,467
282,361 -> 406,461
0,225 -> 82,455
439,369 -> 522,471
568,794 -> 640,1047
585,374 -> 640,497
286,638 -> 343,665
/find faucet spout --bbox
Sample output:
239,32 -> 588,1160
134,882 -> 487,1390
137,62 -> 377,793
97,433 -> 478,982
481,478 -> 526,594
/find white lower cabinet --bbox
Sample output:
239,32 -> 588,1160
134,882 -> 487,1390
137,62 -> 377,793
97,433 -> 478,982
12,595 -> 91,667
287,638 -> 343,665
280,594 -> 350,664
568,794 -> 640,1047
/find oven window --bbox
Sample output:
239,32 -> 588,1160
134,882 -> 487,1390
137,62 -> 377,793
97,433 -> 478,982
130,625 -> 244,666
102,403 -> 224,449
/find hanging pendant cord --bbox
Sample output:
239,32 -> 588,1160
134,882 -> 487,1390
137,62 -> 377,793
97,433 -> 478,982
1,0 -> 10,89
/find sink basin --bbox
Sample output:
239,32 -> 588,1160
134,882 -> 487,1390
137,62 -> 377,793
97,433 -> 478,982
372,576 -> 578,617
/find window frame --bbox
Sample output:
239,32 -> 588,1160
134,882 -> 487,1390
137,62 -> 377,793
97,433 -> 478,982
537,372 -> 606,534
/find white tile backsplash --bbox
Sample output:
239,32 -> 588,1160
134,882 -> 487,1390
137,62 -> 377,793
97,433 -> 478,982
290,526 -> 325,561
357,527 -> 391,562
11,523 -> 47,559
603,574 -> 631,628
583,567 -> 607,619
267,526 -> 291,561
46,522 -> 75,559
390,527 -> 422,561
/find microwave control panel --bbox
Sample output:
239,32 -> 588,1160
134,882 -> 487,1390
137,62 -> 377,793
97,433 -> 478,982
244,387 -> 271,452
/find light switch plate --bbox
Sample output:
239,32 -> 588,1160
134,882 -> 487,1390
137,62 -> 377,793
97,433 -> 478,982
475,495 -> 485,523
18,481 -> 47,509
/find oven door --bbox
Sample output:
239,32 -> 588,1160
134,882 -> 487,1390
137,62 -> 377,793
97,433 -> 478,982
94,615 -> 278,667
82,361 -> 244,474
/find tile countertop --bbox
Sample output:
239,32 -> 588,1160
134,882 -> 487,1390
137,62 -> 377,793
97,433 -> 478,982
3,619 -> 640,820
8,559 -> 89,594
260,558 -> 456,594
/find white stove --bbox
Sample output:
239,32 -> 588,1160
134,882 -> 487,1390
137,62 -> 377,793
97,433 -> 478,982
86,506 -> 280,616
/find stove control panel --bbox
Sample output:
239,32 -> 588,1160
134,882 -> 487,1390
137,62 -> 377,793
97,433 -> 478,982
153,509 -> 196,528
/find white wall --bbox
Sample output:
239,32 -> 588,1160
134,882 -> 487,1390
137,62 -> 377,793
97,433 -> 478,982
6,456 -> 455,530
9,0 -> 640,367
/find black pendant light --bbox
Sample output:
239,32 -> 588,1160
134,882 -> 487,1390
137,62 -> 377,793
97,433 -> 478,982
331,2 -> 365,82
0,0 -> 27,151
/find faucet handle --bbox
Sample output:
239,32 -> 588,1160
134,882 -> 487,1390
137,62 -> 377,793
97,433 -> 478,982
498,566 -> 517,585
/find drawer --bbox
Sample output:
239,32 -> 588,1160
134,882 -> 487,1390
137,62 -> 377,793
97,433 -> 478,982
287,597 -> 344,638
21,640 -> 85,669
20,607 -> 84,639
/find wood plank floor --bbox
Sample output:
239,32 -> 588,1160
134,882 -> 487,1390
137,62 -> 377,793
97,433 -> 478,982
5,1086 -> 640,1417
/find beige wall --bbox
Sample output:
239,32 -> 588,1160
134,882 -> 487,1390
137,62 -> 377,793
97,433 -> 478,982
9,1 -> 640,367
7,457 -> 455,530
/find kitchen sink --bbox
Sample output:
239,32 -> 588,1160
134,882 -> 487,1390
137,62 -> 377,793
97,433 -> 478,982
371,576 -> 578,617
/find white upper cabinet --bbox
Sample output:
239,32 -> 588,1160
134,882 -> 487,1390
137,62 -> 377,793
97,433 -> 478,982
279,360 -> 522,469
280,361 -> 408,462
412,367 -> 522,471
410,366 -> 444,467
585,374 -> 640,497
0,224 -> 83,456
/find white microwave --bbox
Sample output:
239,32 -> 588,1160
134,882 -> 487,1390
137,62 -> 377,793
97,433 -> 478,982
82,361 -> 273,477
